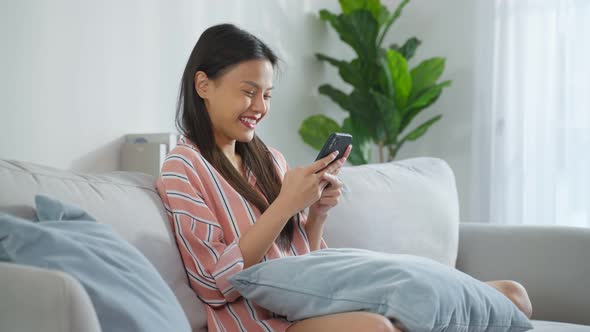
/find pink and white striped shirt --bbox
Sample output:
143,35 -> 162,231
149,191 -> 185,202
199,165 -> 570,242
156,136 -> 327,332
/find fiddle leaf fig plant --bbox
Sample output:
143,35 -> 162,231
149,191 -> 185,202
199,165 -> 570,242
299,0 -> 451,164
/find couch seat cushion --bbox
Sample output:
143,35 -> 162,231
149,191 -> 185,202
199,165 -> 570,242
530,320 -> 590,331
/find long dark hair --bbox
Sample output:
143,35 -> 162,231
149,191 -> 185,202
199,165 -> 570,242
176,24 -> 295,251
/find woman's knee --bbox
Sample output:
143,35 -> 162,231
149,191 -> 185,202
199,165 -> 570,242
287,312 -> 401,332
367,313 -> 398,332
349,313 -> 401,332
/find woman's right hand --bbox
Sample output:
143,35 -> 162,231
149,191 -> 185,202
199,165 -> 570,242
277,151 -> 339,216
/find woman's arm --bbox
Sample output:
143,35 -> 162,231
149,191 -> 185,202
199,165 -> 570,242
305,210 -> 327,252
238,195 -> 294,269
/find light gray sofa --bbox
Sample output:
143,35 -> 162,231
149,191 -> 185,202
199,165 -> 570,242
1,157 -> 589,332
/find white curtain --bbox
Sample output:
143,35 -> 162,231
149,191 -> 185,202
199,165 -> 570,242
471,0 -> 590,226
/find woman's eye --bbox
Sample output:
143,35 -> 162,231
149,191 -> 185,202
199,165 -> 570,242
242,90 -> 255,96
264,95 -> 272,100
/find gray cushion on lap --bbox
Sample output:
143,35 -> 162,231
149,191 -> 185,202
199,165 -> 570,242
228,248 -> 533,332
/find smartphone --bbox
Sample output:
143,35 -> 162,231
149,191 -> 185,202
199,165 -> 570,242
314,132 -> 352,170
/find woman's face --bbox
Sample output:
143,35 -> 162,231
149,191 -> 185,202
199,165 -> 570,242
196,59 -> 274,146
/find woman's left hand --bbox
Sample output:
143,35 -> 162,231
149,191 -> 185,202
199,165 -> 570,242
308,173 -> 343,219
308,145 -> 351,220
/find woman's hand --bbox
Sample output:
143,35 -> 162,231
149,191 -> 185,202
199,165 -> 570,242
308,144 -> 352,221
308,173 -> 343,220
277,151 -> 339,216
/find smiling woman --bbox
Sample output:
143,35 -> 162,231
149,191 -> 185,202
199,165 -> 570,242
156,23 -> 531,332
156,23 -> 361,332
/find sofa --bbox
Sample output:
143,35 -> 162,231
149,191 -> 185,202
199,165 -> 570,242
0,156 -> 589,332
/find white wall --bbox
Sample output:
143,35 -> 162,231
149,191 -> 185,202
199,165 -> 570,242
0,0 -> 478,221
387,1 -> 478,222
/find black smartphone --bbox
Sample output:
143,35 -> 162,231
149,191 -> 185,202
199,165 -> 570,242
314,132 -> 352,171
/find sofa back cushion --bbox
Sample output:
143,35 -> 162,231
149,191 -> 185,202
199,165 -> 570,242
324,157 -> 460,267
0,160 -> 206,332
0,194 -> 192,332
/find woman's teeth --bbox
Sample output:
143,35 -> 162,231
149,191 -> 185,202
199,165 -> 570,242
240,117 -> 256,128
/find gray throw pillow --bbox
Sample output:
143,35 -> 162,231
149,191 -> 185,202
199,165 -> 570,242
0,194 -> 191,332
228,248 -> 533,332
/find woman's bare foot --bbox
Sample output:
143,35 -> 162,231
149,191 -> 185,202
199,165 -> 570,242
486,280 -> 533,318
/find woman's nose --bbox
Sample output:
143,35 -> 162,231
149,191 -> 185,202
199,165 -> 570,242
251,92 -> 268,114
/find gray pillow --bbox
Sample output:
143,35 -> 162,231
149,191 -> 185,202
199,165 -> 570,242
0,194 -> 191,332
228,248 -> 533,332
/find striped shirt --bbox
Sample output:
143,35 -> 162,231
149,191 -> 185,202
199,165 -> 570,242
156,136 -> 327,332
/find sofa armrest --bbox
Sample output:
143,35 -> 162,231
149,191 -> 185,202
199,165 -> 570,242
0,262 -> 101,332
456,223 -> 590,326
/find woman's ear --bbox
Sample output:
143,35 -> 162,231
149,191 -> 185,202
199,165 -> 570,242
194,71 -> 210,99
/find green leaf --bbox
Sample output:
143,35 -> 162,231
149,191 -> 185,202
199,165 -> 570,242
317,54 -> 365,90
339,59 -> 365,90
342,117 -> 371,165
298,115 -> 342,150
319,9 -> 339,24
348,89 -> 374,120
389,37 -> 421,60
342,114 -> 371,144
400,114 -> 442,142
401,80 -> 451,131
385,49 -> 412,109
408,80 -> 451,111
377,0 -> 410,46
370,90 -> 401,143
378,50 -> 394,98
345,11 -> 379,60
376,6 -> 390,26
318,84 -> 351,113
339,0 -> 382,22
410,57 -> 446,100
347,144 -> 370,165
318,85 -> 375,135
315,53 -> 345,68
322,10 -> 379,61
